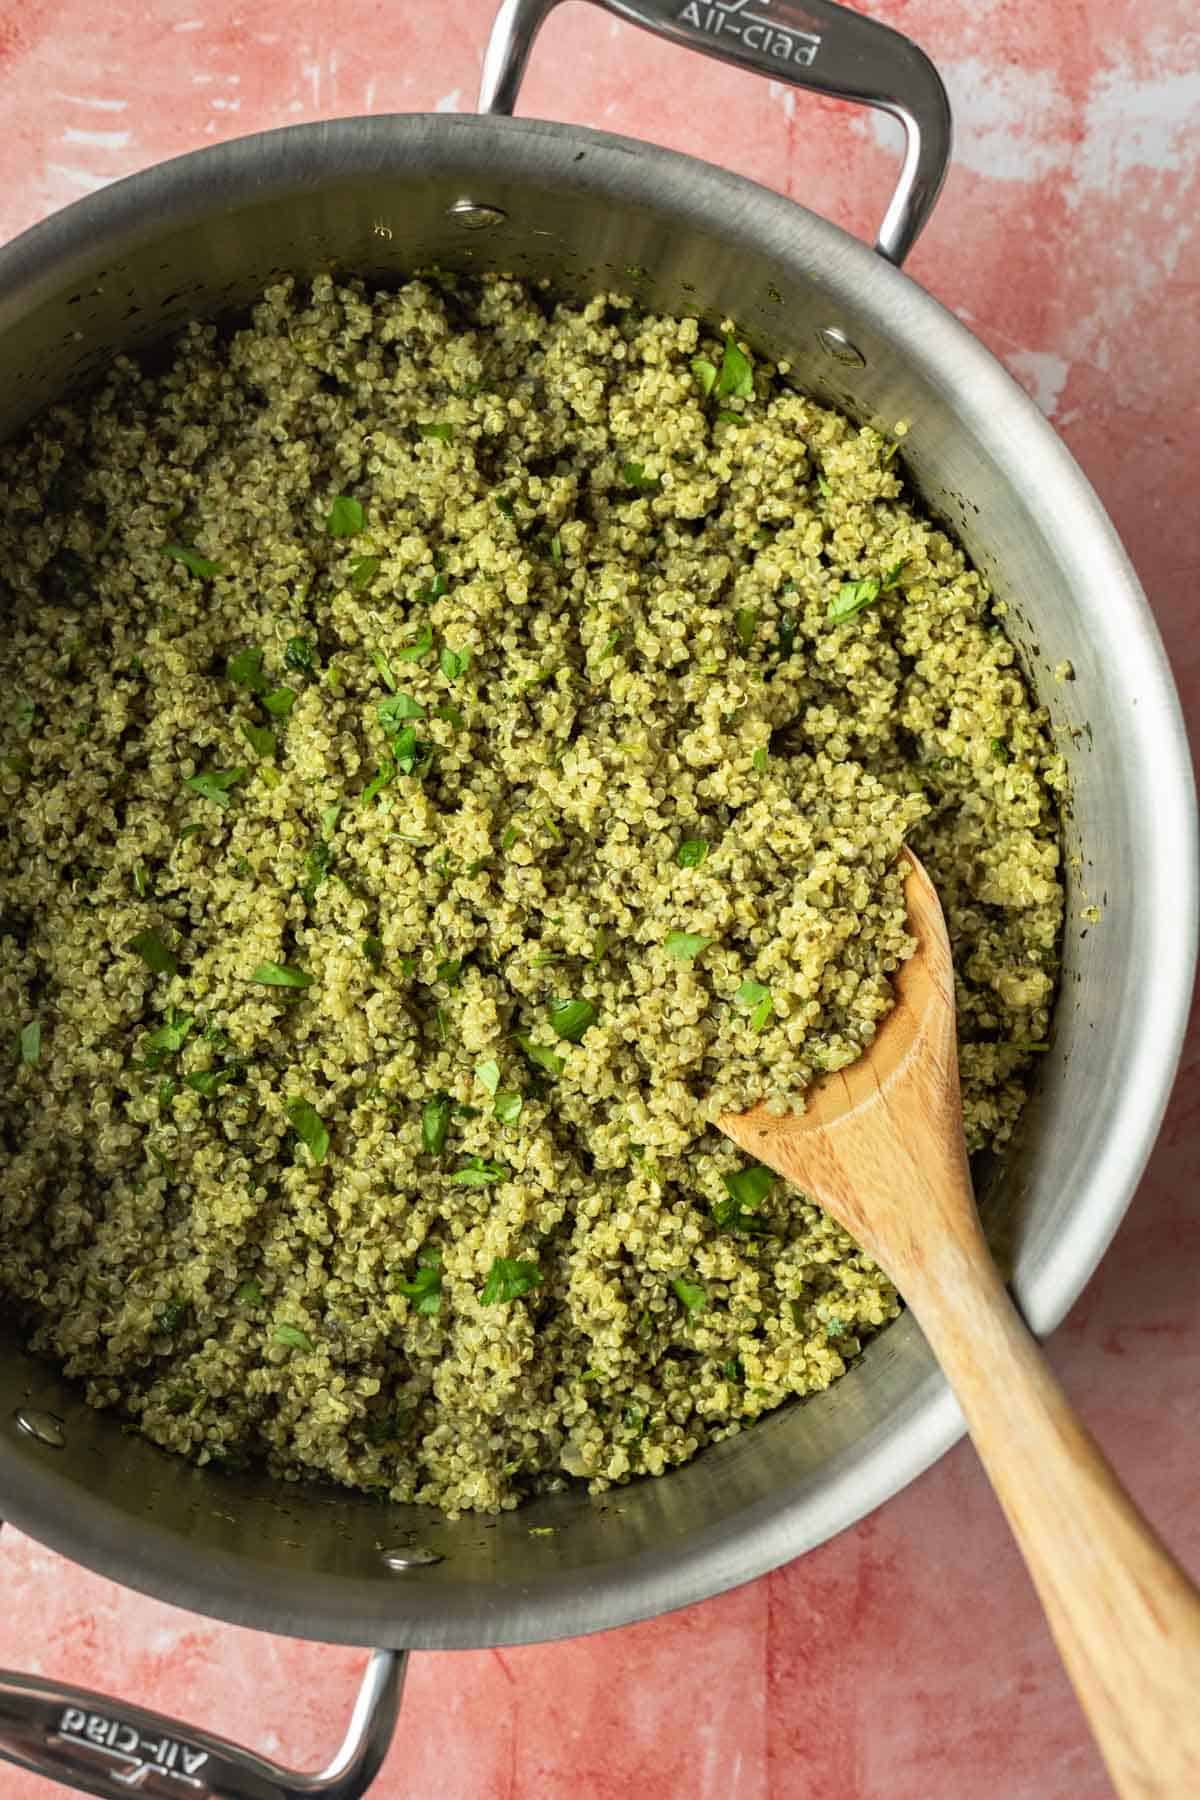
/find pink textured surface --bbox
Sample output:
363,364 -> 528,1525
1,2 -> 1197,1796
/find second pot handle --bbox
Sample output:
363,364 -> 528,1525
479,0 -> 952,265
0,1644 -> 406,1799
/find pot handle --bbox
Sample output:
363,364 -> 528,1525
0,1645 -> 405,1799
479,0 -> 951,265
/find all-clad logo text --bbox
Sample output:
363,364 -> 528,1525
54,1708 -> 210,1789
675,0 -> 822,67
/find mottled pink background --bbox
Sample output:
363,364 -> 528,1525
1,2 -> 1197,1796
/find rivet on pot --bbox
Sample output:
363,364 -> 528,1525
14,1407 -> 66,1449
447,201 -> 508,231
381,1546 -> 444,1571
816,327 -> 866,367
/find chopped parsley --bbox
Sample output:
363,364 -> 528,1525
233,1279 -> 263,1307
716,334 -> 754,400
302,838 -> 334,901
416,421 -> 455,443
691,356 -> 717,396
14,694 -> 36,733
129,929 -> 178,977
451,1155 -> 509,1187
422,1094 -> 452,1157
599,629 -> 622,661
18,1019 -> 41,1065
494,1091 -> 523,1126
735,979 -> 773,1034
166,544 -> 222,579
262,687 -> 296,718
227,647 -> 268,692
515,1032 -> 565,1078
362,934 -> 384,968
480,1257 -> 543,1304
676,838 -> 709,869
396,1250 -> 442,1315
371,649 -> 397,692
241,720 -> 276,760
549,997 -> 596,1042
829,577 -> 882,624
439,645 -> 470,681
882,556 -> 909,591
622,461 -> 661,494
396,621 -> 434,663
250,962 -> 312,988
184,767 -> 246,809
157,1299 -> 188,1333
286,1097 -> 329,1164
326,496 -> 364,537
378,692 -> 425,729
549,533 -> 564,565
132,860 -> 150,898
751,747 -> 769,772
285,636 -> 316,672
735,607 -> 758,649
141,1010 -> 194,1068
665,930 -> 712,962
183,1065 -> 239,1099
672,1276 -> 707,1318
713,1164 -> 774,1234
475,1060 -> 501,1096
349,554 -> 380,591
273,1323 -> 314,1351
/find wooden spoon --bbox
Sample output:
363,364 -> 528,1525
719,852 -> 1200,1800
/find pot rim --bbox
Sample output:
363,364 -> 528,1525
0,109 -> 1195,1649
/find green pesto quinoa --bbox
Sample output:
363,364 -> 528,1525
0,273 -> 1064,1515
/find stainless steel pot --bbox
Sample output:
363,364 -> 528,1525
1,2 -> 1195,1794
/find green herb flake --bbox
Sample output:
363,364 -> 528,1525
18,1019 -> 41,1065
286,1097 -> 329,1165
664,930 -> 712,962
362,935 -> 384,968
451,1155 -> 509,1187
735,980 -> 774,1034
515,1031 -> 565,1078
157,1299 -> 188,1334
825,1317 -> 847,1339
599,628 -> 622,661
240,720 -> 276,760
829,577 -> 882,624
396,621 -> 434,664
494,1091 -> 523,1126
549,534 -> 564,566
881,556 -> 909,591
396,1252 -> 442,1315
141,1010 -> 194,1068
549,997 -> 596,1042
234,1279 -> 263,1307
480,1257 -> 543,1304
250,961 -> 313,989
735,608 -> 759,651
166,544 -> 223,580
417,421 -> 455,443
132,863 -> 151,898
183,1065 -> 238,1100
273,1323 -> 314,1351
439,645 -> 470,682
717,334 -> 754,401
129,929 -> 178,977
991,737 -> 1012,764
285,636 -> 315,672
184,767 -> 246,809
716,1163 -> 775,1234
422,1094 -> 453,1157
672,1276 -> 707,1318
622,461 -> 661,495
361,763 -> 395,806
326,496 -> 365,538
262,687 -> 297,718
378,692 -> 425,730
227,647 -> 267,692
349,554 -> 381,591
676,838 -> 709,869
691,356 -> 717,396
14,694 -> 36,734
476,1059 -> 501,1096
751,747 -> 769,772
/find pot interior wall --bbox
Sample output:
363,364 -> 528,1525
0,115 -> 1176,1649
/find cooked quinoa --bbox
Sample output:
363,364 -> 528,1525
0,274 -> 1064,1514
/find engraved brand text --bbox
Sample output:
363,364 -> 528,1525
55,1708 -> 210,1789
676,0 -> 821,67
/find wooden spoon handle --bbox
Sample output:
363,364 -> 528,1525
907,1230 -> 1200,1800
